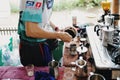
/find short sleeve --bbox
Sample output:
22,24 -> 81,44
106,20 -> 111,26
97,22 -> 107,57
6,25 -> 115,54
21,0 -> 43,23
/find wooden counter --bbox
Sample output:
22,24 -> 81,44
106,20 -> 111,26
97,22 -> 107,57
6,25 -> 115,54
62,39 -> 95,80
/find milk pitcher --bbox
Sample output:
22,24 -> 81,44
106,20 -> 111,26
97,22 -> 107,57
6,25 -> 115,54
102,26 -> 114,46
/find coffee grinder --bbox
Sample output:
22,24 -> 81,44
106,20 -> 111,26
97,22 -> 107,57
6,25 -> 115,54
98,0 -> 111,24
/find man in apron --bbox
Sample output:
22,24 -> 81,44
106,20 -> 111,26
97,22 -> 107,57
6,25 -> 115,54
18,0 -> 72,66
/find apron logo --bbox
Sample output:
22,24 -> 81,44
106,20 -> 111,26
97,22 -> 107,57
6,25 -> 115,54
26,1 -> 34,7
35,2 -> 42,9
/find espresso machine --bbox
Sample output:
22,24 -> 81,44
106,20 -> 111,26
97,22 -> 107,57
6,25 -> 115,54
95,0 -> 120,65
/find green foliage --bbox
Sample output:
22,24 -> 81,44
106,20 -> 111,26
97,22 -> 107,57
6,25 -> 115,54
10,3 -> 19,13
53,0 -> 101,11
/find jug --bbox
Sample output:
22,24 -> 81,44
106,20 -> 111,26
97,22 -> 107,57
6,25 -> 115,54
102,26 -> 114,46
48,60 -> 59,79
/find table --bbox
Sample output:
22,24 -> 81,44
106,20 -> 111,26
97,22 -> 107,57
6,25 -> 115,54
86,26 -> 120,79
0,39 -> 93,80
86,26 -> 120,69
0,66 -> 64,80
62,30 -> 120,80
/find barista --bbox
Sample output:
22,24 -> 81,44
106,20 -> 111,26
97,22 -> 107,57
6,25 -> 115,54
18,0 -> 72,66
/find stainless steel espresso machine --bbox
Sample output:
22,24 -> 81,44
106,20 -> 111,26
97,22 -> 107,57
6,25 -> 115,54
88,0 -> 120,80
94,0 -> 120,66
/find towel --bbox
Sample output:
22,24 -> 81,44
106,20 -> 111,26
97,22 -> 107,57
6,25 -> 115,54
35,71 -> 55,80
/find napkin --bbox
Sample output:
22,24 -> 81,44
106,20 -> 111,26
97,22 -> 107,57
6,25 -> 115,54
35,71 -> 55,80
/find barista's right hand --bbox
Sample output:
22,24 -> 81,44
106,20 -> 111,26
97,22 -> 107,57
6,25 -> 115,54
58,32 -> 72,42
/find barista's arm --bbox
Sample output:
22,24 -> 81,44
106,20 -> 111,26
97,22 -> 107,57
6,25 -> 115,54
25,21 -> 72,42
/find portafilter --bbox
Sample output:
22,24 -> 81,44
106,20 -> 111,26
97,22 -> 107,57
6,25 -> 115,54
64,26 -> 77,38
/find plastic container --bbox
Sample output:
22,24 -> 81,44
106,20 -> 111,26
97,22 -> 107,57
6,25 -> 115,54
0,47 -> 3,66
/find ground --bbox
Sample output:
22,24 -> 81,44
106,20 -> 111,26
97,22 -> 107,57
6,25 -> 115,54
0,7 -> 103,29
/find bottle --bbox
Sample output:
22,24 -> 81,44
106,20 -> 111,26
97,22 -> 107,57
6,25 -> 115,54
72,16 -> 77,28
0,47 -> 3,66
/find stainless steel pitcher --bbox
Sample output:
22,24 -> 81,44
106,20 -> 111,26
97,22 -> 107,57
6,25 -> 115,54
102,26 -> 114,46
48,60 -> 59,79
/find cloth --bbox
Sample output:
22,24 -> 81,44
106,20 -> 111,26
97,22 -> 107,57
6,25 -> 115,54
35,71 -> 55,80
0,66 -> 64,80
19,39 -> 52,66
19,0 -> 26,11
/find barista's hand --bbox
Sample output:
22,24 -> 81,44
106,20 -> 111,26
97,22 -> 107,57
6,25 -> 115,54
58,32 -> 72,42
